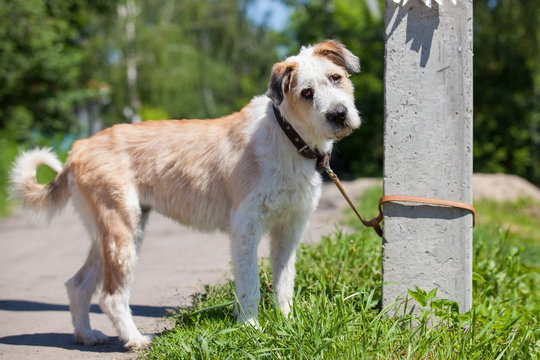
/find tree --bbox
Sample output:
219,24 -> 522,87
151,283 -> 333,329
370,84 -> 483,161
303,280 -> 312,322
0,0 -> 118,141
473,0 -> 540,185
97,0 -> 279,125
0,0 -> 279,137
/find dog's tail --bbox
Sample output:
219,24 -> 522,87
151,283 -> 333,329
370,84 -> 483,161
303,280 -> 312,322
10,148 -> 71,220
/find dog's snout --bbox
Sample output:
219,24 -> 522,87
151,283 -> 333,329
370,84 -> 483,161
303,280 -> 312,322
326,105 -> 348,125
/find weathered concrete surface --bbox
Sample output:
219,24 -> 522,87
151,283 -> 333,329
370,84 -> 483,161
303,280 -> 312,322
383,1 -> 474,313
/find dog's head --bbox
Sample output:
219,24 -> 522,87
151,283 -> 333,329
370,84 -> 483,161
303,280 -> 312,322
267,40 -> 361,148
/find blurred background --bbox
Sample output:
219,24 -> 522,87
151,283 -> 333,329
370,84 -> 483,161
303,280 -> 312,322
0,0 -> 538,215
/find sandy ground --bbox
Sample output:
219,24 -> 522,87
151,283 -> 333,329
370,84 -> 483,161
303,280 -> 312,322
1,174 -> 538,359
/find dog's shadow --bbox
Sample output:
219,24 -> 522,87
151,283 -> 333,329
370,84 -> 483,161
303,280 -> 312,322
0,299 -> 176,352
0,299 -> 174,317
0,332 -> 126,353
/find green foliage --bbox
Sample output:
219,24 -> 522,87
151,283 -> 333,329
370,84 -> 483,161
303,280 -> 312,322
473,0 -> 540,184
408,286 -> 438,308
0,138 -> 19,216
140,106 -> 170,121
143,187 -> 540,359
99,0 -> 279,125
0,0 -> 117,139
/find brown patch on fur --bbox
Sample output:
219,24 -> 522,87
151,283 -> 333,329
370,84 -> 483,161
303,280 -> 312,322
332,69 -> 355,97
313,40 -> 360,73
267,61 -> 298,105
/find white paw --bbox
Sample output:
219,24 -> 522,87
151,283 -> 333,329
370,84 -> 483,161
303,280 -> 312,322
74,329 -> 108,346
124,334 -> 154,350
239,316 -> 261,330
277,301 -> 291,317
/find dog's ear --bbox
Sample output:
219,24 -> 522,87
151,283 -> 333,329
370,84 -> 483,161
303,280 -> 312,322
267,61 -> 298,106
313,40 -> 360,74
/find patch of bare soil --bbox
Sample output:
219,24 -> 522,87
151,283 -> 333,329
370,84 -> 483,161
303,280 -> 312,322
473,173 -> 540,202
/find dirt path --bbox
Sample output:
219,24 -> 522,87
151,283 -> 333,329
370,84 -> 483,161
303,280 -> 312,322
0,179 -> 379,360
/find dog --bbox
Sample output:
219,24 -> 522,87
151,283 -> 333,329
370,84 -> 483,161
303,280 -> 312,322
10,40 -> 361,349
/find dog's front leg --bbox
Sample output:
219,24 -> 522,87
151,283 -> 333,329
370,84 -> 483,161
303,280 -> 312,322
269,215 -> 307,316
230,213 -> 262,327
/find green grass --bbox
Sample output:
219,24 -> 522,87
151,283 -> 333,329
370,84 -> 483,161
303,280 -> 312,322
474,197 -> 540,268
0,137 -> 19,216
142,186 -> 540,359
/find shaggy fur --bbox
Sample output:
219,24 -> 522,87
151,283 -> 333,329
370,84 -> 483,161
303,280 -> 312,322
10,40 -> 361,349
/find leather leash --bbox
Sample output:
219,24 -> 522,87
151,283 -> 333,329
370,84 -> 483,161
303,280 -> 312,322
378,195 -> 476,227
272,105 -> 476,237
324,167 -> 384,236
324,165 -> 476,237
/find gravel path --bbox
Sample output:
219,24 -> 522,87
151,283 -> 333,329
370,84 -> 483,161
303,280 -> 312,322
0,179 -> 378,360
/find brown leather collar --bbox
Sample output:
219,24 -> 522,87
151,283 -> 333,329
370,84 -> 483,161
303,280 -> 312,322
272,105 -> 330,172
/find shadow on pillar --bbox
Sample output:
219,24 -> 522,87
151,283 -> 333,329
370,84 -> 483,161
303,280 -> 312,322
386,2 -> 440,67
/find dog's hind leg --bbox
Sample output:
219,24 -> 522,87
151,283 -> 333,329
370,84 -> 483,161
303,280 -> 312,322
269,215 -> 307,316
65,186 -> 107,345
65,242 -> 107,345
97,203 -> 152,349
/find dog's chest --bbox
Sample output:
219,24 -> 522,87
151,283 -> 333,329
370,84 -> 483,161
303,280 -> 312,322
257,170 -> 322,224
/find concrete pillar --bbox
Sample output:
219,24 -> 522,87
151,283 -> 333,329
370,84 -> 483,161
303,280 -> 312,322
382,0 -> 473,313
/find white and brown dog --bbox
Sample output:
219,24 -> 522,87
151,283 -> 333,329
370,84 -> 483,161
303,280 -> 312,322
10,40 -> 361,349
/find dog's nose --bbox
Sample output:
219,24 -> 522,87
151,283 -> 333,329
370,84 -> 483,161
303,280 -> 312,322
326,105 -> 348,125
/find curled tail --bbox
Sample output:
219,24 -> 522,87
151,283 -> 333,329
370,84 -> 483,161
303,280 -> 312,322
10,148 -> 71,219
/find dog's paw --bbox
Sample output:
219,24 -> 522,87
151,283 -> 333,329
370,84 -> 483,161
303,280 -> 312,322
124,334 -> 154,350
239,316 -> 261,330
74,329 -> 109,346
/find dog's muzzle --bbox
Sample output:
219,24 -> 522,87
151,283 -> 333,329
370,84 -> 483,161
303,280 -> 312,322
326,104 -> 348,126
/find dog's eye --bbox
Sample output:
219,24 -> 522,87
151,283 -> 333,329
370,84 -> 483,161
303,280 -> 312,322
330,74 -> 342,84
301,88 -> 313,99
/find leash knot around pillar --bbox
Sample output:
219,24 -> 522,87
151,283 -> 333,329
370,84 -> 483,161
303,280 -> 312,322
324,166 -> 476,238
